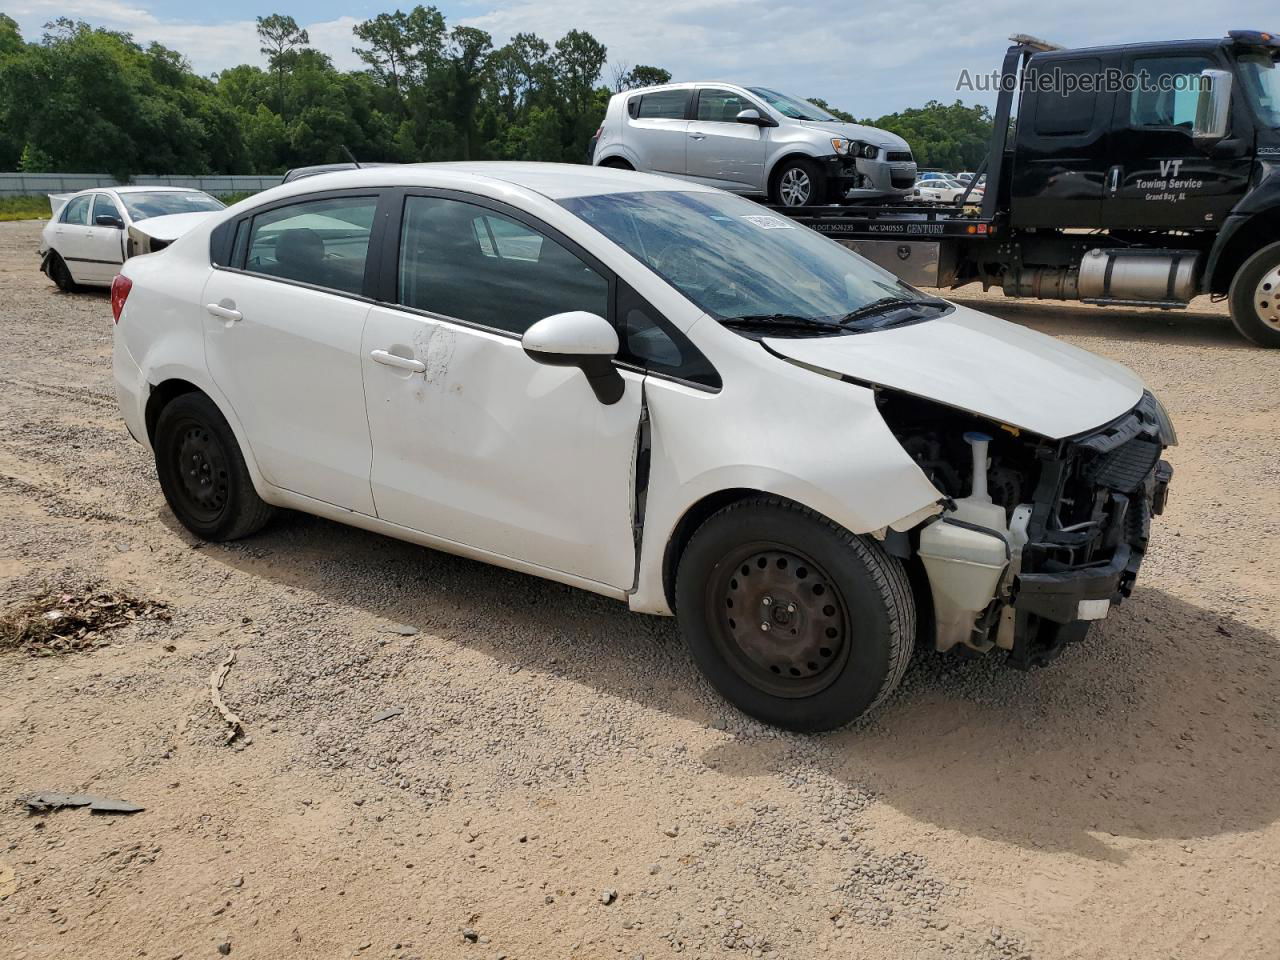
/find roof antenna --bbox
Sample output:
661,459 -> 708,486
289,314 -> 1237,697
340,145 -> 362,168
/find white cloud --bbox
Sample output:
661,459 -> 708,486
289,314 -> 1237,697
7,0 -> 1278,114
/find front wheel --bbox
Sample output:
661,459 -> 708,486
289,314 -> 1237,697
1229,241 -> 1280,348
153,392 -> 274,541
675,496 -> 915,732
770,158 -> 825,207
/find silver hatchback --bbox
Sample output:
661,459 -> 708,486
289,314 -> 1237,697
592,83 -> 917,206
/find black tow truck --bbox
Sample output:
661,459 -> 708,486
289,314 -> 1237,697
777,30 -> 1280,346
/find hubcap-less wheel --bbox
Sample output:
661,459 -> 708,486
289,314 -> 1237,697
707,544 -> 850,698
779,168 -> 812,206
1254,264 -> 1280,332
172,421 -> 231,524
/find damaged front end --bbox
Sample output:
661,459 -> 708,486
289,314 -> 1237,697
879,389 -> 1175,667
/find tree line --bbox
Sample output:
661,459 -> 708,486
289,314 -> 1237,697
0,10 -> 671,178
0,9 -> 993,179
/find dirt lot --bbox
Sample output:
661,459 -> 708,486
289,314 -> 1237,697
1,217 -> 1277,960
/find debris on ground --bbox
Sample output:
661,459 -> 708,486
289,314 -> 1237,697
210,649 -> 245,744
381,623 -> 419,636
23,792 -> 145,815
0,862 -> 15,900
372,706 -> 405,723
0,585 -> 169,656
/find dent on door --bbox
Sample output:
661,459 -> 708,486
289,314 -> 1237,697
361,307 -> 644,589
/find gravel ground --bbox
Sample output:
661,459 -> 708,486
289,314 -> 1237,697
1,218 -> 1278,960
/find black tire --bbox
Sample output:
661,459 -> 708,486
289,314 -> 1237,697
1228,241 -> 1280,348
153,392 -> 274,541
47,251 -> 78,292
769,157 -> 826,207
675,496 -> 915,732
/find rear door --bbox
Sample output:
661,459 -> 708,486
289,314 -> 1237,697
361,190 -> 643,588
685,87 -> 769,191
52,195 -> 97,281
1010,54 -> 1112,228
1101,50 -> 1253,229
201,191 -> 386,514
625,88 -> 692,176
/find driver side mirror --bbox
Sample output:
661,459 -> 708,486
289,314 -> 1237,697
95,214 -> 124,229
1193,68 -> 1232,143
735,108 -> 776,128
521,311 -> 625,405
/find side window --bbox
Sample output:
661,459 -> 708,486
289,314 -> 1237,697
636,90 -> 690,120
1030,57 -> 1101,136
398,196 -> 609,336
696,89 -> 753,123
93,194 -> 122,224
1130,56 -> 1213,130
616,283 -> 720,389
244,195 -> 378,295
61,195 -> 91,226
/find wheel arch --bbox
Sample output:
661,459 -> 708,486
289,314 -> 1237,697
594,146 -> 640,170
1208,209 -> 1280,294
765,150 -> 824,193
660,487 -> 767,613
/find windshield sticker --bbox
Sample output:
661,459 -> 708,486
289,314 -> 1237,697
739,215 -> 795,230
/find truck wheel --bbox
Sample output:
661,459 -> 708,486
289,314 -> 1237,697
675,496 -> 915,732
1229,241 -> 1280,348
154,392 -> 274,541
770,158 -> 825,207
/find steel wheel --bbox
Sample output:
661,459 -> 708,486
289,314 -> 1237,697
705,542 -> 851,699
778,168 -> 813,206
1253,263 -> 1280,332
170,418 -> 231,525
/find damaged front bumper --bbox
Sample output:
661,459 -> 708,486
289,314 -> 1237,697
912,392 -> 1175,666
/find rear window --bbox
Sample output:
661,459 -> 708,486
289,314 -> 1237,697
635,90 -> 690,120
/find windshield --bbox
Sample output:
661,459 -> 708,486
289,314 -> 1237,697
746,87 -> 838,122
1238,52 -> 1280,128
559,190 -> 937,331
120,191 -> 224,223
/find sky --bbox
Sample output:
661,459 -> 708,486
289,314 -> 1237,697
4,0 -> 1276,116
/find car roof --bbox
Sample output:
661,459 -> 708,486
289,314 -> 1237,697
109,186 -> 212,195
271,161 -> 720,201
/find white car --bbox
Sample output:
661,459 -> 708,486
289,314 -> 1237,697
39,187 -> 225,290
913,178 -> 969,203
111,163 -> 1175,731
592,84 -> 917,206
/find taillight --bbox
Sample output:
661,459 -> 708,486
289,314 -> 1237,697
110,274 -> 132,324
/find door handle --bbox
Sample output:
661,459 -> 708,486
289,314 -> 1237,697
205,302 -> 242,322
1107,165 -> 1122,195
689,133 -> 706,140
370,349 -> 426,373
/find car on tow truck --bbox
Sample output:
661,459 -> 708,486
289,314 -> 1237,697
591,83 -> 917,206
110,162 -> 1174,731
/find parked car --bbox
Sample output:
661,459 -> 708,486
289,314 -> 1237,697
913,178 -> 968,203
111,162 -> 1174,731
592,83 -> 917,206
40,187 -> 224,290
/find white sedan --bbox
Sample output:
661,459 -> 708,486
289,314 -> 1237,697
39,186 -> 224,290
111,163 -> 1175,731
913,177 -> 970,203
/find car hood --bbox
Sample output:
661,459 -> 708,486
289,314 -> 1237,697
810,122 -> 911,152
764,303 -> 1145,439
127,211 -> 215,242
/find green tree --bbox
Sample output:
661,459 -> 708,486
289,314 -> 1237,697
256,14 -> 309,116
353,5 -> 446,107
622,65 -> 671,90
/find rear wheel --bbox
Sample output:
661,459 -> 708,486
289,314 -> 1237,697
675,496 -> 915,731
153,392 -> 274,541
47,252 -> 78,292
599,157 -> 635,170
770,158 -> 825,207
1229,241 -> 1280,348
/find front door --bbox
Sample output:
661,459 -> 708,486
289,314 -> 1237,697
685,88 -> 769,191
201,192 -> 384,514
79,193 -> 127,282
362,192 -> 642,589
1101,51 -> 1254,230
